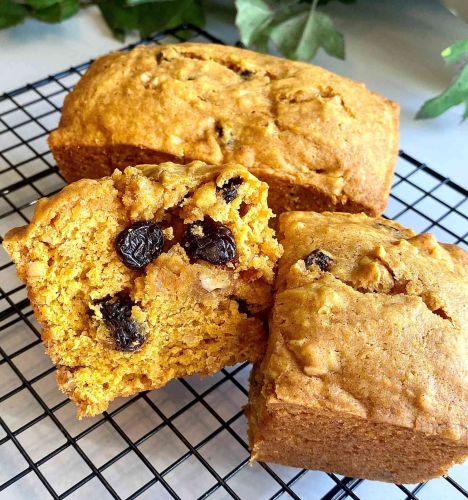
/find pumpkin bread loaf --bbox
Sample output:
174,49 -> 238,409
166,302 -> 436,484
3,161 -> 282,417
48,43 -> 399,216
248,211 -> 468,483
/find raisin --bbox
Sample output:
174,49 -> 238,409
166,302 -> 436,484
183,217 -> 237,265
215,123 -> 224,138
156,52 -> 168,64
214,121 -> 236,147
217,177 -> 243,203
304,249 -> 332,272
116,221 -> 164,270
240,69 -> 253,79
99,295 -> 146,352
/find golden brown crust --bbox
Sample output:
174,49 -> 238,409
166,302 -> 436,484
248,211 -> 468,483
249,367 -> 467,483
49,43 -> 399,216
4,161 -> 282,417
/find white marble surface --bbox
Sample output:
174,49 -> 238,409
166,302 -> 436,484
1,0 -> 467,188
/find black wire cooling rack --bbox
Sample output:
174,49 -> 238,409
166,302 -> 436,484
0,24 -> 467,500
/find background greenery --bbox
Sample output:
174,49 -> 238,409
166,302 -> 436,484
0,0 -> 466,120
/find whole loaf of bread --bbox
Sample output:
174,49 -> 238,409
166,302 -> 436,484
48,43 -> 399,216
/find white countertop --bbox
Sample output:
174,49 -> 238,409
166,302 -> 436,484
1,0 -> 467,188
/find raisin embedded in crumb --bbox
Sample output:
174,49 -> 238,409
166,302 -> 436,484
304,249 -> 333,272
99,295 -> 146,352
116,221 -> 164,270
217,177 -> 243,203
240,69 -> 253,79
183,217 -> 237,265
214,122 -> 236,147
215,123 -> 224,137
156,52 -> 166,64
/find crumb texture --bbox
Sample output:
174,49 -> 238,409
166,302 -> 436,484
48,43 -> 399,215
4,161 -> 281,417
249,211 -> 468,483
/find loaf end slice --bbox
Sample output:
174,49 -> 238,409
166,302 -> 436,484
248,211 -> 468,483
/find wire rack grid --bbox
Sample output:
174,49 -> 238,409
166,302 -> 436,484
0,24 -> 467,500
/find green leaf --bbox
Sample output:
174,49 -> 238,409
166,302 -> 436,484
417,39 -> 468,121
417,65 -> 468,120
235,0 -> 345,61
99,0 -> 204,40
235,0 -> 273,47
32,0 -> 80,23
269,2 -> 344,61
441,39 -> 468,65
0,0 -> 27,29
25,0 -> 62,10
